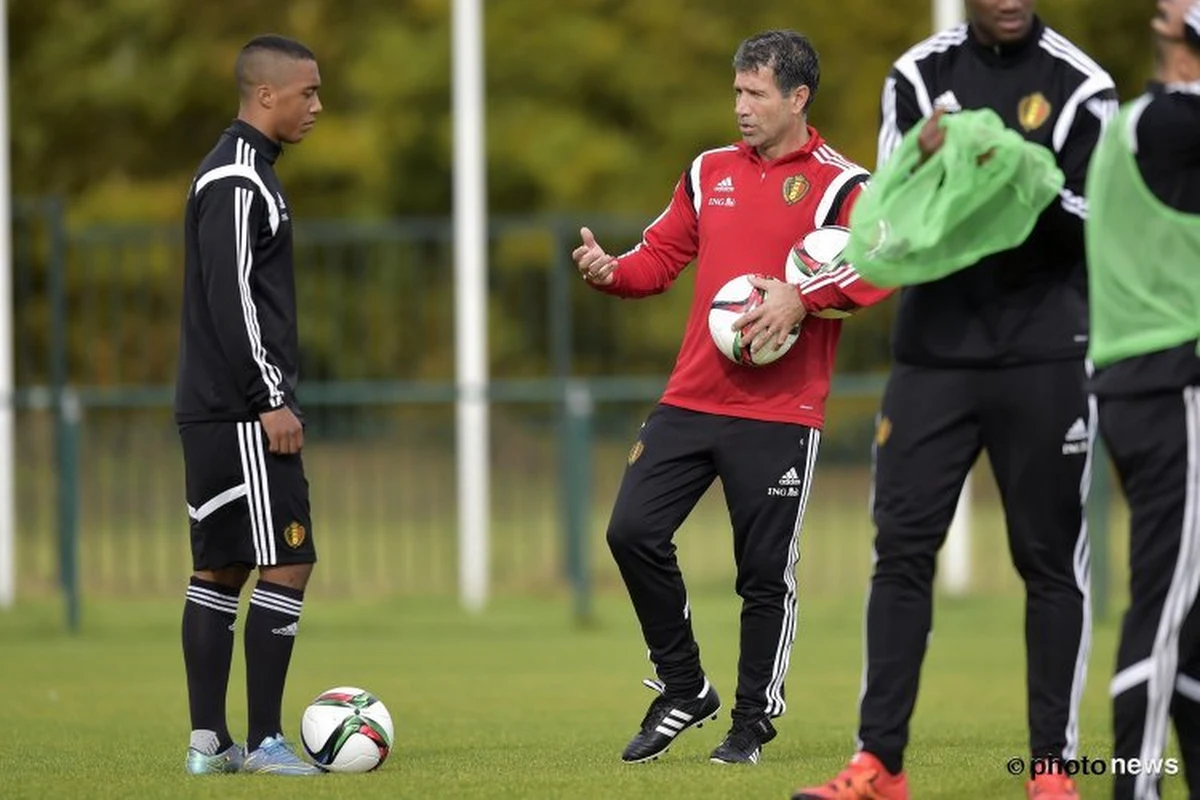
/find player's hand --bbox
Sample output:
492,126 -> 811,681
917,107 -> 947,167
572,226 -> 616,286
731,276 -> 807,355
260,407 -> 304,455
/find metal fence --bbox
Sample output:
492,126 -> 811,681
10,198 -> 1125,627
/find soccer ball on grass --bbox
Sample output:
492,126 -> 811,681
300,686 -> 394,773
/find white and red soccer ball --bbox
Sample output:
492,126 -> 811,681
300,686 -> 394,773
707,225 -> 854,366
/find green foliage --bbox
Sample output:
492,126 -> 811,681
10,1 -> 1156,382
12,0 -> 1154,220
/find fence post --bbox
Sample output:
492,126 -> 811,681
57,387 -> 81,633
1089,439 -> 1112,622
46,196 -> 78,631
548,220 -> 574,379
551,221 -> 593,622
562,379 -> 593,625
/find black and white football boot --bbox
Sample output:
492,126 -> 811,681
709,716 -> 777,764
620,677 -> 721,763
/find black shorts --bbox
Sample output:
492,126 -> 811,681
180,420 -> 316,570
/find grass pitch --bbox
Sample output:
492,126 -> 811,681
1,589 -> 1183,799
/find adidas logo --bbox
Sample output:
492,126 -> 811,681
1065,418 -> 1088,442
653,708 -> 695,739
779,467 -> 804,486
271,622 -> 298,637
1062,418 -> 1089,455
933,91 -> 962,112
767,467 -> 803,497
713,176 -> 735,192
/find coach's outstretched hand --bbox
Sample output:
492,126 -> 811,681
573,227 -> 617,285
260,407 -> 304,455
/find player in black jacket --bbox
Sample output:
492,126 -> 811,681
794,2 -> 1115,799
175,34 -> 323,777
1090,2 -> 1200,798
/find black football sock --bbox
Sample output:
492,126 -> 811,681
245,580 -> 305,750
182,577 -> 239,753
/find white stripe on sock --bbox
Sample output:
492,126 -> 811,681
251,589 -> 303,614
187,586 -> 239,614
187,594 -> 239,616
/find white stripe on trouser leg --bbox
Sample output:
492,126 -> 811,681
1136,387 -> 1200,800
764,430 -> 821,717
244,421 -> 272,564
237,423 -> 266,564
239,421 -> 265,562
1177,673 -> 1200,704
252,422 -> 278,565
1111,659 -> 1153,698
187,483 -> 249,522
1065,393 -> 1098,760
244,421 -> 275,565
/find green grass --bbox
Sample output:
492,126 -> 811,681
8,402 -> 1146,796
0,590 -> 1185,799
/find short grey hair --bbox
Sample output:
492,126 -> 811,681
733,30 -> 820,111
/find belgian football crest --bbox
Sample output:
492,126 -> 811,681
284,521 -> 306,548
782,174 -> 810,205
1017,92 -> 1052,132
875,416 -> 892,447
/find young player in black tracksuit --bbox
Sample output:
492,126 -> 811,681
1088,3 -> 1200,797
794,2 -> 1116,799
176,35 -> 324,777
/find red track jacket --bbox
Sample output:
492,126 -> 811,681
595,128 -> 891,429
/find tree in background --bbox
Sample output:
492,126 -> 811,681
7,0 -> 1153,385
10,0 -> 1151,222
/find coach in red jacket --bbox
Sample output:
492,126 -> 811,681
573,29 -> 889,767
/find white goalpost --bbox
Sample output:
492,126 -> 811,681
933,0 -> 973,597
453,0 -> 490,612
